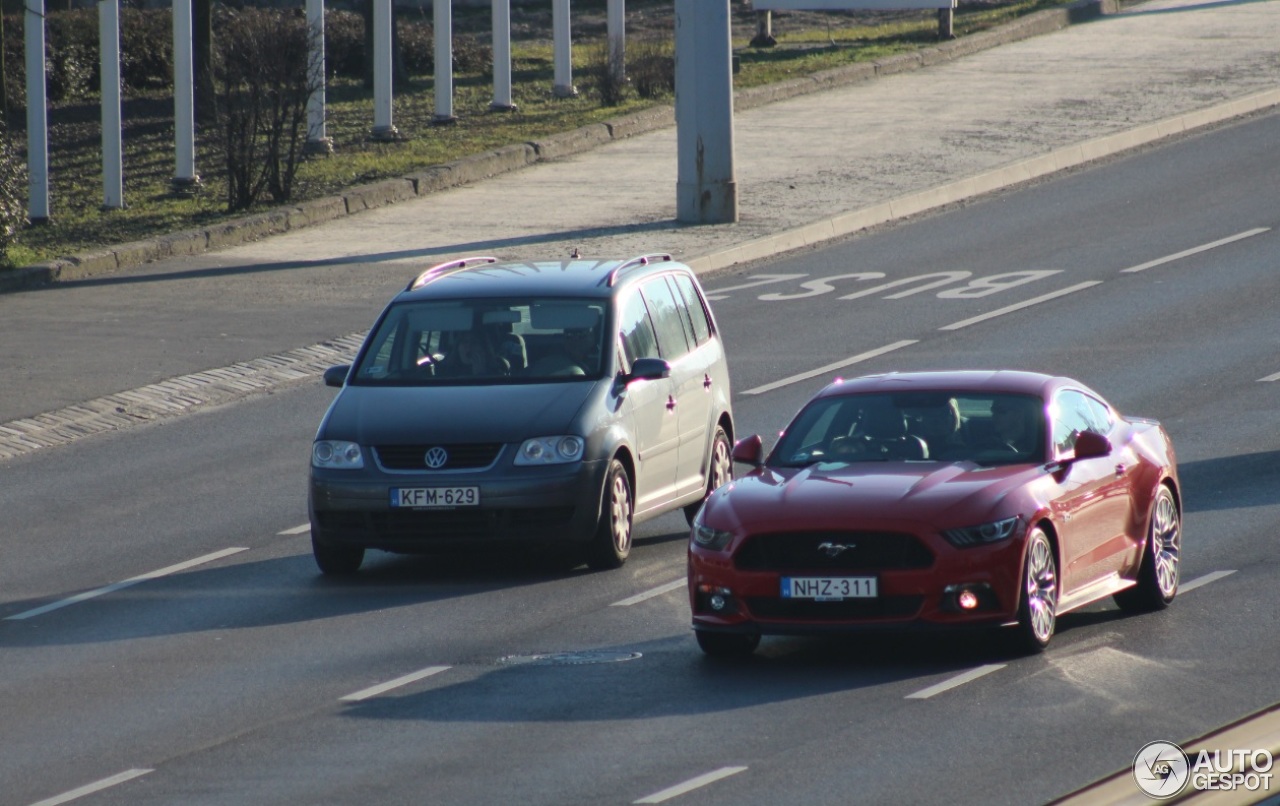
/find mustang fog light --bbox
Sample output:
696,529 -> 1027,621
696,585 -> 738,615
942,583 -> 998,613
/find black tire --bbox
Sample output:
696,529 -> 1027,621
684,425 -> 733,526
1011,527 -> 1058,653
695,630 -> 760,658
1114,485 -> 1180,613
311,532 -> 365,576
586,459 -> 633,570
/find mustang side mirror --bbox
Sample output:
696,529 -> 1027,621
732,435 -> 764,466
1071,430 -> 1111,460
323,365 -> 350,388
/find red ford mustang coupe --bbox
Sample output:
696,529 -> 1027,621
688,370 -> 1181,656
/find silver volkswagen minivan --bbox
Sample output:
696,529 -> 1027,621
308,254 -> 734,574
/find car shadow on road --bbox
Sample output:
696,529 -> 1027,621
1175,449 -> 1280,513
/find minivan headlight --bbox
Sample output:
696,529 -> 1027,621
515,436 -> 584,465
313,440 -> 364,469
942,516 -> 1022,548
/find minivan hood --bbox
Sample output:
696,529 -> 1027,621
320,382 -> 596,445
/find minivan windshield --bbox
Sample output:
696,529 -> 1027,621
351,297 -> 608,385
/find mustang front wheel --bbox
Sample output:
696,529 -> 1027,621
1012,527 -> 1058,653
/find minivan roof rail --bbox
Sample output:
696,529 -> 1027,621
604,253 -> 673,287
407,256 -> 500,290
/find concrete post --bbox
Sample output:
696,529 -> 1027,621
25,0 -> 49,222
938,7 -> 954,39
552,0 -> 576,97
100,0 -> 124,209
674,0 -> 737,224
171,0 -> 201,193
490,0 -> 516,111
370,0 -> 399,141
434,0 -> 457,123
607,0 -> 625,85
305,0 -> 333,154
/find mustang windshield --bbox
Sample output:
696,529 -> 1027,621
771,391 -> 1046,467
351,297 -> 608,384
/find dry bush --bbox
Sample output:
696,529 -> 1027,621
628,35 -> 674,100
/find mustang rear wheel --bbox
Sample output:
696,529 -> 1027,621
586,459 -> 633,570
311,532 -> 365,576
684,426 -> 732,526
1012,527 -> 1058,653
1114,485 -> 1180,612
695,630 -> 760,658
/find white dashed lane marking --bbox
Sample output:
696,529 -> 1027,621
1120,228 -> 1269,274
29,768 -> 153,806
905,664 -> 1007,700
634,767 -> 749,804
340,666 -> 452,702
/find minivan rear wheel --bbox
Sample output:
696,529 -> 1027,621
684,426 -> 732,526
587,460 -> 633,570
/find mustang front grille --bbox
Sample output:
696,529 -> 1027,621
733,530 -> 934,571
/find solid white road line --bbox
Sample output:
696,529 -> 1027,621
905,663 -> 1007,700
4,547 -> 249,621
1179,570 -> 1237,594
634,767 -> 749,804
612,579 -> 686,607
938,282 -> 1102,331
1259,371 -> 1280,383
29,769 -> 153,806
340,665 -> 452,702
1120,228 -> 1270,274
278,523 -> 311,535
743,340 -> 918,396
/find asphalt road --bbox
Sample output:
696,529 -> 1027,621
1,111 -> 1278,805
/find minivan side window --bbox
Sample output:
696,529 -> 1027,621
641,277 -> 692,361
618,292 -> 661,369
672,273 -> 712,347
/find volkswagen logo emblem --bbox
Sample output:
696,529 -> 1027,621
424,447 -> 449,469
817,542 -> 855,557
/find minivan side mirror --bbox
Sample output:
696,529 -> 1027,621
323,365 -> 350,388
623,357 -> 671,384
1071,430 -> 1111,461
732,435 -> 764,466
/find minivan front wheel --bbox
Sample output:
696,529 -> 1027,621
312,532 -> 365,576
684,426 -> 732,526
587,460 -> 633,570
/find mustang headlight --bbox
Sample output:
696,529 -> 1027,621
691,511 -> 734,551
312,440 -> 364,469
942,516 -> 1022,548
515,436 -> 584,466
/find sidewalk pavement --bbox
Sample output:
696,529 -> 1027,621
1,0 -> 1278,460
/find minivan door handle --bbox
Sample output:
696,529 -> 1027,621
666,395 -> 677,412
703,373 -> 713,390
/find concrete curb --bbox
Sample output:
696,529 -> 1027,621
0,0 -> 1125,295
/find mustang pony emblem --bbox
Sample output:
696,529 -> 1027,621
817,542 -> 856,557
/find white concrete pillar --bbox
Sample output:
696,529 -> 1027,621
305,0 -> 333,153
433,0 -> 456,123
490,0 -> 515,111
25,0 -> 49,222
100,0 -> 124,209
674,0 -> 737,224
552,0 -> 576,97
172,0 -> 200,192
607,0 -> 625,84
370,0 -> 399,140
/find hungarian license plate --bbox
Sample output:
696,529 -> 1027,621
390,487 -> 479,508
781,576 -> 877,600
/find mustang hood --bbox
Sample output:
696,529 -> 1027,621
320,381 -> 596,445
707,462 -> 1040,531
